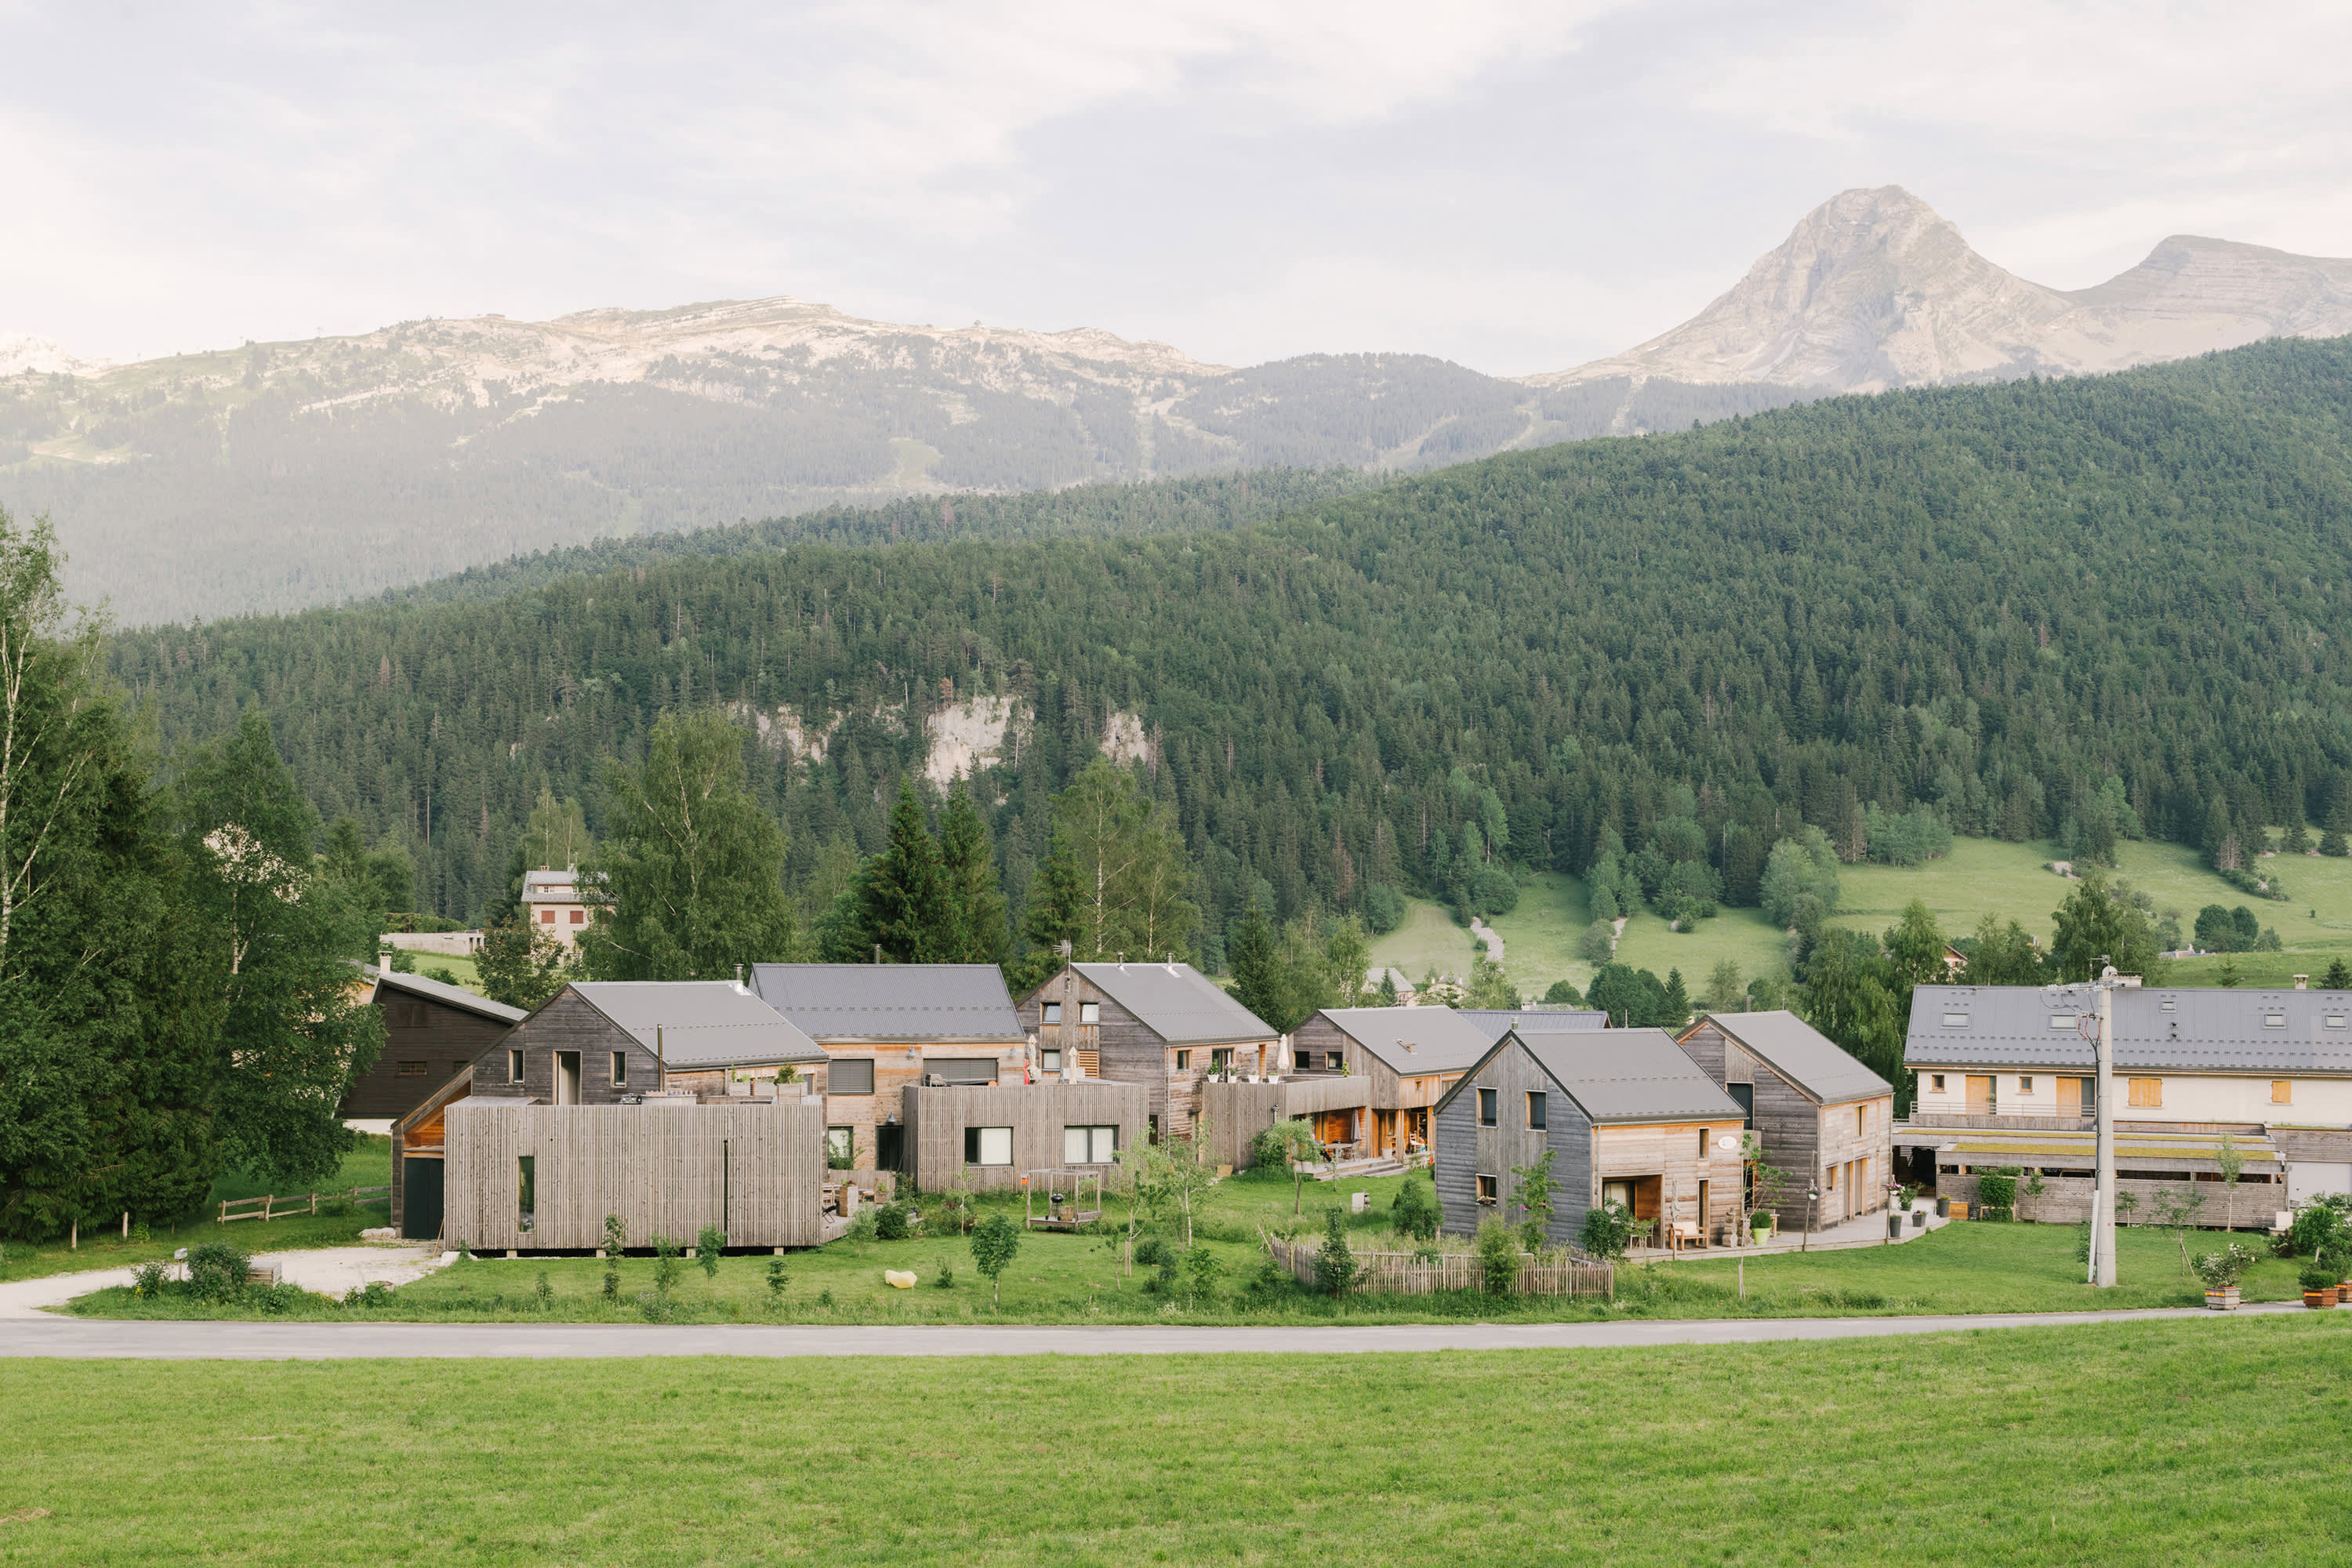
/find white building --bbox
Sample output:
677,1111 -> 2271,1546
522,866 -> 591,946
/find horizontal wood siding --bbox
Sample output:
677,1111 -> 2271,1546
1437,1044 -> 1560,1238
899,1081 -> 1147,1192
1018,965 -> 1277,1143
443,1100 -> 824,1250
1202,1076 -> 1371,1170
1748,1065 -> 1824,1228
344,991 -> 511,1119
1433,1083 -> 1482,1239
469,989 -> 659,1105
1592,1122 -> 1744,1241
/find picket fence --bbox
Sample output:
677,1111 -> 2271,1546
1264,1232 -> 1613,1298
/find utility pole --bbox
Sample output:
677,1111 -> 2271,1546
2066,963 -> 2123,1287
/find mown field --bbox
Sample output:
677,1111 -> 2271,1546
5,1316 -> 2350,1564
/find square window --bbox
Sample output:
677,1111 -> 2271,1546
2019,1076 -> 2034,1094
1043,1002 -> 1062,1025
1478,1088 -> 1497,1127
829,1058 -> 876,1095
539,909 -> 556,924
1930,1073 -> 1946,1093
965,1126 -> 1013,1166
2272,1080 -> 2293,1105
1476,1174 -> 1497,1206
1080,1001 -> 1101,1025
1042,1048 -> 1062,1073
2128,1077 -> 2163,1108
1528,1092 -> 1547,1131
508,1049 -> 524,1084
611,1051 -> 627,1086
1210,1047 -> 1232,1072
1064,1125 -> 1117,1163
568,909 -> 585,925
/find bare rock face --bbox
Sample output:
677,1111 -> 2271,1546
1537,187 -> 2352,394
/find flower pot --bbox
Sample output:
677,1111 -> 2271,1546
1910,1211 -> 1925,1229
2303,1289 -> 2336,1309
1887,1214 -> 1903,1240
1749,1227 -> 1771,1247
1935,1197 -> 1951,1219
2204,1288 -> 2240,1312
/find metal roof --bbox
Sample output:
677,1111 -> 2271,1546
521,868 -> 583,902
1905,985 -> 2352,1076
368,966 -> 528,1025
1447,1027 -> 1747,1126
1311,1007 -> 1493,1076
567,982 -> 826,1069
1700,1011 -> 1891,1105
748,964 -> 1025,1044
1895,1125 -> 2282,1169
1455,1007 -> 1608,1044
1071,962 -> 1276,1046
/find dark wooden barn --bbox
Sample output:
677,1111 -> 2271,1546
343,968 -> 526,1123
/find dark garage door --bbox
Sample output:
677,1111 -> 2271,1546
401,1158 -> 444,1241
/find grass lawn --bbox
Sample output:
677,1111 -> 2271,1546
1479,869 -> 1593,997
5,1317 -> 2351,1564
1365,896 -> 1482,986
1612,906 -> 1791,997
394,953 -> 485,991
0,1138 -> 391,1285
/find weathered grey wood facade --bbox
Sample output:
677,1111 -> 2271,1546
344,972 -> 522,1121
442,1100 -> 827,1251
469,989 -> 662,1106
390,1063 -> 476,1238
1680,1013 -> 1895,1230
1201,1076 -> 1372,1171
1015,962 -> 1277,1142
898,1081 -> 1148,1192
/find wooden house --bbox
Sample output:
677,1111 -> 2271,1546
1282,1006 -> 1494,1160
390,1063 -> 474,1240
1434,1026 -> 1748,1248
1015,960 -> 1278,1143
1676,1011 -> 1895,1231
344,967 -> 525,1123
899,1080 -> 1149,1192
750,963 -> 1030,1174
442,1098 -> 828,1252
470,981 -> 826,1108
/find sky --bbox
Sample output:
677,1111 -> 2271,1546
4,0 -> 2348,376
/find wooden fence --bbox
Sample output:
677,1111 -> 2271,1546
1264,1232 -> 1613,1298
217,1186 -> 391,1224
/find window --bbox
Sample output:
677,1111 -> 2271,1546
2160,999 -> 2177,1011
517,1156 -> 535,1223
1064,1125 -> 1118,1163
825,1127 -> 853,1166
1824,1163 -> 1838,1190
1478,1088 -> 1497,1127
1042,1048 -> 1062,1073
2272,1080 -> 2294,1105
396,1060 -> 427,1078
1941,1012 -> 1969,1026
1080,1001 -> 1101,1025
830,1058 -> 876,1095
1697,1127 -> 1709,1158
2128,1077 -> 2163,1108
508,1048 -> 524,1084
1528,1092 -> 1547,1131
611,1051 -> 627,1086
1930,1073 -> 1946,1093
2049,1014 -> 2076,1029
568,909 -> 585,925
1476,1174 -> 1497,1205
1295,1051 -> 1319,1071
1856,1105 -> 1867,1135
1210,1047 -> 1233,1073
1042,1002 -> 1062,1025
930,1058 -> 996,1086
2328,1016 -> 2347,1029
1174,1049 -> 1191,1071
2263,1013 -> 2288,1029
964,1126 -> 1013,1166
2019,1076 -> 2034,1094
539,909 -> 556,924
1728,1082 -> 1755,1127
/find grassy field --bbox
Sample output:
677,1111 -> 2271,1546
1365,896 -> 1484,987
0,1138 -> 391,1285
5,1317 -> 2350,1564
394,953 -> 485,990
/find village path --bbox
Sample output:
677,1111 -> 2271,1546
0,1245 -> 448,1321
0,1301 -> 2313,1359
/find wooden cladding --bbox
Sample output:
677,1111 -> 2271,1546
442,1101 -> 826,1251
900,1081 -> 1147,1192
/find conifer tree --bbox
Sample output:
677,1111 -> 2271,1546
852,781 -> 952,963
937,781 -> 1009,964
1226,901 -> 1290,1033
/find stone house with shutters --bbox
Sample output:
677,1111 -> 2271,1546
1434,1026 -> 1748,1248
1015,961 -> 1279,1144
750,963 -> 1030,1174
344,967 -> 526,1123
1281,1006 -> 1495,1160
1675,1011 -> 1894,1231
1899,983 -> 2352,1222
521,866 -> 593,946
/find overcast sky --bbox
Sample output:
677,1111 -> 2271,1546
5,1 -> 2347,376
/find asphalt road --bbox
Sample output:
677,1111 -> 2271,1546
0,1302 -> 2314,1359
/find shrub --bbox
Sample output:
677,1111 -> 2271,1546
187,1241 -> 252,1304
1475,1218 -> 1520,1294
535,1270 -> 554,1308
765,1255 -> 789,1302
131,1260 -> 169,1298
2299,1263 -> 2339,1292
1578,920 -> 1616,963
602,1214 -> 626,1300
1313,1208 -> 1360,1297
1132,1233 -> 1171,1268
970,1214 -> 1022,1305
2279,1197 -> 2350,1259
845,1210 -> 880,1245
258,1282 -> 306,1316
651,1236 -> 682,1299
695,1224 -> 726,1279
345,1280 -> 394,1308
1390,1174 -> 1439,1242
1578,1201 -> 1639,1263
2191,1243 -> 2259,1290
874,1203 -> 911,1241
1183,1244 -> 1224,1301
933,1267 -> 954,1289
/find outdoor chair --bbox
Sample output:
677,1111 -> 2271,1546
1667,1220 -> 1705,1252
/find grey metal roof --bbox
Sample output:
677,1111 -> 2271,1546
1455,1008 -> 1608,1044
748,964 -> 1025,1044
1073,962 -> 1276,1046
1703,1011 -> 1890,1105
1905,985 -> 2352,1076
568,982 -> 826,1069
1312,1007 -> 1493,1076
1512,1028 -> 1748,1124
368,966 -> 528,1025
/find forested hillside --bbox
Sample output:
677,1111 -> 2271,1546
107,337 -> 2352,964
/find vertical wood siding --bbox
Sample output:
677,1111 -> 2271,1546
898,1081 -> 1148,1192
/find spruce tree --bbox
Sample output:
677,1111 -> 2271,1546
1226,902 -> 1290,1033
1659,967 -> 1691,1030
937,782 -> 1008,964
855,781 -> 951,963
1008,829 -> 1083,996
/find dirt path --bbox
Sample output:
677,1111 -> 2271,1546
0,1245 -> 449,1320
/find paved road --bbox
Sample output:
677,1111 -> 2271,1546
0,1302 -> 2313,1359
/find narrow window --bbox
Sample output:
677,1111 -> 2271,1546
1080,1001 -> 1101,1025
396,1060 -> 427,1078
1528,1092 -> 1547,1131
1930,1073 -> 1946,1093
1043,1002 -> 1062,1025
508,1048 -> 524,1084
1478,1088 -> 1497,1127
1855,1105 -> 1866,1135
1940,1012 -> 1968,1026
2160,999 -> 2177,1011
611,1051 -> 627,1086
964,1126 -> 1013,1166
1476,1174 -> 1497,1205
2128,1077 -> 2163,1108
1210,1047 -> 1232,1073
517,1155 -> 535,1225
1825,1163 -> 1838,1190
2328,1016 -> 2347,1029
1697,1127 -> 1709,1158
2049,1014 -> 2075,1029
830,1058 -> 876,1094
2272,1080 -> 2293,1105
1174,1049 -> 1191,1072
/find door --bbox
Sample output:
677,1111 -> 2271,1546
1696,1179 -> 1710,1243
555,1051 -> 581,1105
1964,1075 -> 1995,1116
2056,1078 -> 2082,1117
876,1123 -> 904,1173
401,1157 -> 444,1240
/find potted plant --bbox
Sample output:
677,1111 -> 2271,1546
2192,1243 -> 2256,1311
1748,1210 -> 1773,1246
2299,1262 -> 2339,1308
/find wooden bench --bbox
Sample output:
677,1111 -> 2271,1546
1666,1220 -> 1707,1253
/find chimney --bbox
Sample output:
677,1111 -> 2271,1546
2295,975 -> 2310,990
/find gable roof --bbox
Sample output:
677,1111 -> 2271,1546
1905,985 -> 2352,1076
369,966 -> 528,1025
564,982 -> 826,1069
1699,1011 -> 1890,1105
1310,1007 -> 1493,1075
749,963 -> 1025,1044
521,867 -> 583,902
1438,1027 -> 1747,1125
1070,962 -> 1275,1045
1455,1007 -> 1608,1044
391,1061 -> 476,1135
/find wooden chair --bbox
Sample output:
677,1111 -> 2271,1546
1667,1220 -> 1705,1253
